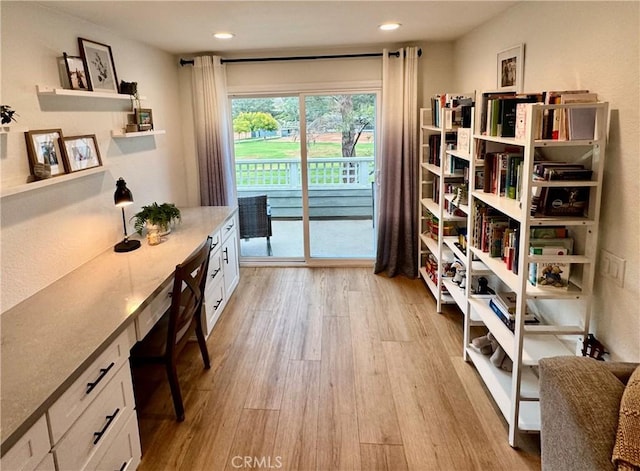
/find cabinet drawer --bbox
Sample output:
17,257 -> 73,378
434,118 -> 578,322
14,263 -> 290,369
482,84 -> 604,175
221,214 -> 237,241
48,329 -> 130,444
209,229 -> 221,252
53,363 -> 136,471
1,415 -> 50,471
203,279 -> 225,337
207,249 -> 223,286
90,410 -> 141,471
135,281 -> 172,341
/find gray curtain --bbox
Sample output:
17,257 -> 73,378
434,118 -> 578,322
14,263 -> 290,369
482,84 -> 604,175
374,47 -> 420,277
191,56 -> 236,206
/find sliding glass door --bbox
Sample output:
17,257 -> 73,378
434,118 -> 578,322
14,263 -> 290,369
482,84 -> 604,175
232,92 -> 377,261
304,93 -> 376,258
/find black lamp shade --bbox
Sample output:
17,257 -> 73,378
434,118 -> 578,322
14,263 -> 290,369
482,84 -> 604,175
113,177 -> 140,252
114,177 -> 134,207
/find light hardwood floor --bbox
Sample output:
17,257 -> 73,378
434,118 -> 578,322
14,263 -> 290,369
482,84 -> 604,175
134,267 -> 541,471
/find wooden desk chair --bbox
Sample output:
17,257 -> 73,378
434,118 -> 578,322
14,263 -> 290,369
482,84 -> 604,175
130,237 -> 212,421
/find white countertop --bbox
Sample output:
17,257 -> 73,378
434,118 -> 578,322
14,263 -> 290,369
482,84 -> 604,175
1,206 -> 236,454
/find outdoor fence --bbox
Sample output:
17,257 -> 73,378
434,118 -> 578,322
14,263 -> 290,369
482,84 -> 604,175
235,157 -> 375,189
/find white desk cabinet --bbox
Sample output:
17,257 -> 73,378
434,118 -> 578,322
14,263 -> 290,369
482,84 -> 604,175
0,415 -> 50,471
202,212 -> 239,338
2,206 -> 237,470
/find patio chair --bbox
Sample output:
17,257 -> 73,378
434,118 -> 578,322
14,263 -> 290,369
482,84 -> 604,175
238,195 -> 273,256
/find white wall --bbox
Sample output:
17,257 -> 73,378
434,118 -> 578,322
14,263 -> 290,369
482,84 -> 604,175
453,1 -> 640,361
1,2 -> 187,311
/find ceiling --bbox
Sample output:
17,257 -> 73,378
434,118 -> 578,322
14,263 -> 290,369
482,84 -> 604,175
40,1 -> 517,56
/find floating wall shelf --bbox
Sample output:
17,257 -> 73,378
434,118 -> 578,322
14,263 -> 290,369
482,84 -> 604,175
1,166 -> 107,199
111,129 -> 166,139
36,85 -> 146,101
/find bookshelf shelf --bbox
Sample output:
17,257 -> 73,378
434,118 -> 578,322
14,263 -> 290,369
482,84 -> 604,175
463,100 -> 609,447
418,97 -> 475,313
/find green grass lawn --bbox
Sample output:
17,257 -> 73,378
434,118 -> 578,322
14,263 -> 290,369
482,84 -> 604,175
234,138 -> 374,159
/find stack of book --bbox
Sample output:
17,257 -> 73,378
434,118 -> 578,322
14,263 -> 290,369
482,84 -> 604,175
489,291 -> 539,331
483,152 -> 524,199
528,230 -> 574,289
431,93 -> 474,129
530,162 -> 593,216
480,92 -> 544,137
427,133 -> 457,166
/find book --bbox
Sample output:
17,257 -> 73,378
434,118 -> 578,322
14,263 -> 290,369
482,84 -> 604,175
489,298 -> 539,331
543,90 -> 589,139
531,248 -> 571,289
456,128 -> 471,155
542,186 -> 590,217
561,93 -> 598,140
495,291 -> 518,314
530,227 -> 568,239
500,95 -> 543,138
529,246 -> 570,287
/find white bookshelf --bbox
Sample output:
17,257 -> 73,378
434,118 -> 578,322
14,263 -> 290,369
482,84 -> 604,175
463,100 -> 609,447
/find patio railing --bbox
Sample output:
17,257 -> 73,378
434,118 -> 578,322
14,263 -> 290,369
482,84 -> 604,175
236,157 -> 374,189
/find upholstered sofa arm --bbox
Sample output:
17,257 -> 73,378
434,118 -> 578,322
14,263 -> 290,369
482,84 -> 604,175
602,362 -> 639,385
539,356 -> 628,471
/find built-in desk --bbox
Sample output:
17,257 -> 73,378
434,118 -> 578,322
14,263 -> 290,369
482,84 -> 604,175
1,206 -> 238,465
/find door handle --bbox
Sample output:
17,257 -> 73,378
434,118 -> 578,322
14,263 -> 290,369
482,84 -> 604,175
223,248 -> 229,263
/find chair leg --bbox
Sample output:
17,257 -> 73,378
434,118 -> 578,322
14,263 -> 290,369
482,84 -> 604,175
267,236 -> 272,256
165,361 -> 185,422
195,315 -> 211,369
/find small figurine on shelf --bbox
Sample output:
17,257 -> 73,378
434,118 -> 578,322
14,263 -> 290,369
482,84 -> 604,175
1,105 -> 18,124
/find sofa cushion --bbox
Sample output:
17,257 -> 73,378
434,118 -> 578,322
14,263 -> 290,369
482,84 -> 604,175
612,366 -> 640,470
540,356 -> 626,471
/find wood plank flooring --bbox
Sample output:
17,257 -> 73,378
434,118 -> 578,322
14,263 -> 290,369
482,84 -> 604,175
134,267 -> 541,471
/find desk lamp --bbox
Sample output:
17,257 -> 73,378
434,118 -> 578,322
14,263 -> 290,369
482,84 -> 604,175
114,177 -> 141,253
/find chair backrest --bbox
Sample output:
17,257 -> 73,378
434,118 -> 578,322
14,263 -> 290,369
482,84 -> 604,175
238,195 -> 269,238
166,236 -> 212,355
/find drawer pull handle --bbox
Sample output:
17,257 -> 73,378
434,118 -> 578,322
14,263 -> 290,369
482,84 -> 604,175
225,223 -> 233,231
210,267 -> 221,279
86,362 -> 115,394
119,461 -> 127,471
223,248 -> 229,263
93,408 -> 120,445
214,298 -> 223,309
211,240 -> 219,249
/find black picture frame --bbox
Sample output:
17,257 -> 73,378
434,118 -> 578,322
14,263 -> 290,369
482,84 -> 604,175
78,38 -> 119,93
62,53 -> 89,90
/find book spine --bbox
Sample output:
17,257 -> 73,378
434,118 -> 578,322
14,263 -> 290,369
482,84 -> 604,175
489,299 -> 515,330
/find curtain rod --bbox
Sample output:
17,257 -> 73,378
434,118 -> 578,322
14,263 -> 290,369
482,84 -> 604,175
179,48 -> 421,66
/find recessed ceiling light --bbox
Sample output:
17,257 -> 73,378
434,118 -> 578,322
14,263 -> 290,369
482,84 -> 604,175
379,23 -> 401,31
213,32 -> 235,39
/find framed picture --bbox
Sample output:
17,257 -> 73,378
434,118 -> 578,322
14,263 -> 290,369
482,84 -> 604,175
135,108 -> 154,131
24,129 -> 67,177
497,44 -> 524,92
62,135 -> 103,172
78,38 -> 119,93
62,53 -> 89,90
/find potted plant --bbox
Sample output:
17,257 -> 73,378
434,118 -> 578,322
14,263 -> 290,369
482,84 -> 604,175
132,202 -> 181,236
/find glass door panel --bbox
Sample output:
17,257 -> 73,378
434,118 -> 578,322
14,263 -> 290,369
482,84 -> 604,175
304,93 -> 377,258
232,96 -> 304,258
